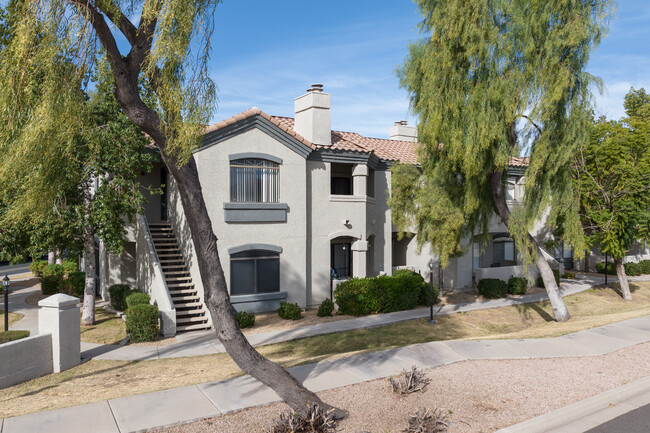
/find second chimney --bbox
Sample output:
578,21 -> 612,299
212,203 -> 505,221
294,84 -> 331,146
389,121 -> 417,142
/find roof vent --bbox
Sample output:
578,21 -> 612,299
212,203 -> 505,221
395,120 -> 408,126
308,83 -> 324,93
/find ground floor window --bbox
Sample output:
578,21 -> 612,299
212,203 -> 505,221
331,242 -> 351,278
230,250 -> 280,295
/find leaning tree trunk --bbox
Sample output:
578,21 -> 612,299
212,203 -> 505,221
489,171 -> 571,322
163,157 -> 346,418
81,190 -> 96,326
614,258 -> 632,301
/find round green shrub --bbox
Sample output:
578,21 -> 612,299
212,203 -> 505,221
42,264 -> 65,279
108,284 -> 137,311
478,278 -> 508,298
29,260 -> 47,278
595,261 -> 616,275
333,278 -> 375,315
562,271 -> 576,279
317,298 -> 335,317
236,311 -> 255,328
536,269 -> 561,288
507,276 -> 527,295
62,259 -> 78,275
64,271 -> 86,298
126,292 -> 151,309
277,301 -> 302,320
40,275 -> 62,295
125,304 -> 159,342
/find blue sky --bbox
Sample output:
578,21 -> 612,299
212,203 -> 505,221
209,1 -> 650,139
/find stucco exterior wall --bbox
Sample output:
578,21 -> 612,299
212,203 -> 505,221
0,334 -> 52,389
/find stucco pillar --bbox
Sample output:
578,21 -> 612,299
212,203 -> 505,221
352,240 -> 368,278
38,294 -> 81,373
352,164 -> 368,196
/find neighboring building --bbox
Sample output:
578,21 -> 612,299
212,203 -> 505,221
98,84 -> 649,335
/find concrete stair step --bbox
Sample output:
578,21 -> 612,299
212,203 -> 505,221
175,301 -> 203,308
176,308 -> 207,317
166,276 -> 192,281
169,289 -> 196,295
157,252 -> 182,257
162,270 -> 191,276
176,323 -> 211,332
168,282 -> 195,288
177,316 -> 208,324
172,295 -> 199,302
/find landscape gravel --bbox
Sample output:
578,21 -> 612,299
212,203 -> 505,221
156,341 -> 650,433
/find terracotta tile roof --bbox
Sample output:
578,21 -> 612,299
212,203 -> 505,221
204,108 -> 528,167
508,156 -> 530,167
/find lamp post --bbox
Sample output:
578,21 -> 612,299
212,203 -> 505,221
604,252 -> 608,285
428,259 -> 435,324
3,274 -> 10,332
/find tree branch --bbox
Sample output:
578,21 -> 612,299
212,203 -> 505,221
95,0 -> 138,45
127,0 -> 162,74
516,114 -> 543,135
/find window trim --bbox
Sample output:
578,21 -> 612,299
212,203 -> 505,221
230,248 -> 281,295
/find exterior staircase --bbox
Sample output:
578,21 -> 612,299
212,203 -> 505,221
148,222 -> 211,333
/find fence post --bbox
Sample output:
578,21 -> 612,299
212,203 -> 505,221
38,294 -> 81,373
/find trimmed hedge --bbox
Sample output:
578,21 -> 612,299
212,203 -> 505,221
63,271 -> 86,298
595,261 -> 616,275
317,298 -> 335,317
236,311 -> 255,328
41,275 -> 62,295
478,278 -> 508,298
536,269 -> 561,288
29,261 -> 47,278
42,264 -> 65,279
507,276 -> 527,295
277,302 -> 302,320
125,304 -> 159,342
62,259 -> 78,275
624,260 -> 650,276
334,270 -> 436,316
126,292 -> 151,309
109,284 -> 138,311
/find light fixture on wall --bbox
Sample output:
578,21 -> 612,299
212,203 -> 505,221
342,219 -> 350,226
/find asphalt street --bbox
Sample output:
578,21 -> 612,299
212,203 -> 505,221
585,403 -> 650,433
0,262 -> 31,277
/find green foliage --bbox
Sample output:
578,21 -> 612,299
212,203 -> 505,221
0,330 -> 30,344
334,272 -> 432,316
63,271 -> 85,298
29,260 -> 47,277
536,270 -> 561,288
317,299 -> 335,317
125,304 -> 159,343
562,272 -> 576,280
61,259 -> 77,275
595,261 -> 616,275
507,276 -> 528,296
126,292 -> 151,309
391,0 -> 610,268
108,284 -> 137,312
42,264 -> 65,279
478,279 -> 508,299
236,311 -> 255,329
277,302 -> 302,321
574,88 -> 650,263
40,275 -> 62,295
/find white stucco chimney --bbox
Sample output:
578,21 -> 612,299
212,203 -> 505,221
294,84 -> 331,146
389,120 -> 417,142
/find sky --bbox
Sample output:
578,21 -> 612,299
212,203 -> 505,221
209,1 -> 649,139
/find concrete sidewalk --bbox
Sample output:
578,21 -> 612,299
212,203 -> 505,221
2,314 -> 650,433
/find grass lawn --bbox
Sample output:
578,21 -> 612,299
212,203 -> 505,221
0,313 -> 29,344
80,308 -> 127,345
1,281 -> 649,418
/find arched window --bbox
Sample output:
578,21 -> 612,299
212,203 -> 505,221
230,250 -> 280,295
230,158 -> 279,203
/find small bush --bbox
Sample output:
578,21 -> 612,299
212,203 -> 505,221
42,264 -> 65,279
317,299 -> 335,317
277,302 -> 302,320
333,278 -> 374,316
595,261 -> 616,275
623,261 -> 650,276
641,260 -> 650,275
109,284 -> 137,311
404,407 -> 449,433
265,405 -> 336,433
477,278 -> 508,298
562,271 -> 576,279
507,276 -> 527,296
126,292 -> 150,309
63,271 -> 86,298
61,259 -> 77,275
41,275 -> 63,295
236,311 -> 255,328
29,261 -> 47,278
390,366 -> 430,395
536,269 -> 561,288
125,304 -> 159,342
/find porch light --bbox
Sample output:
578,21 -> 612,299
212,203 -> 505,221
428,259 -> 435,324
3,274 -> 10,332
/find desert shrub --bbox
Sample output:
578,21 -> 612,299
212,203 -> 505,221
333,278 -> 375,316
40,275 -> 63,295
236,311 -> 255,328
536,269 -> 561,288
63,271 -> 86,298
126,292 -> 150,309
42,264 -> 65,279
404,407 -> 449,433
390,366 -> 430,395
595,261 -> 616,275
562,271 -> 576,279
108,284 -> 137,311
265,405 -> 336,433
277,302 -> 302,320
29,261 -> 47,278
477,278 -> 508,298
125,304 -> 159,342
317,299 -> 335,317
507,276 -> 527,295
61,259 -> 78,275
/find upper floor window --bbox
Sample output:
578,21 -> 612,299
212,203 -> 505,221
331,163 -> 353,195
230,158 -> 279,203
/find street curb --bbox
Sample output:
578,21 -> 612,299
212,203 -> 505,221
495,375 -> 650,432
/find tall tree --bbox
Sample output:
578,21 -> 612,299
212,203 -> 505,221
392,0 -> 611,321
0,0 -> 342,416
573,88 -> 650,299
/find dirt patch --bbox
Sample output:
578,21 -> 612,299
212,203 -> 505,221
242,308 -> 358,336
156,341 -> 650,433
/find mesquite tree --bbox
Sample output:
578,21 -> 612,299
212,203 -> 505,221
391,0 -> 612,322
0,0 -> 342,416
573,89 -> 650,300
